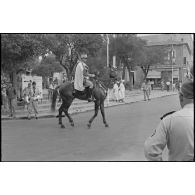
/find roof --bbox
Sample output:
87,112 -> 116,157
140,34 -> 172,43
144,40 -> 191,55
140,34 -> 193,54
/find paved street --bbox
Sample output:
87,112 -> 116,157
1,95 -> 180,161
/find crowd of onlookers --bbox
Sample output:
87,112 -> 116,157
140,79 -> 182,101
160,80 -> 182,92
1,81 -> 41,119
1,77 -> 63,119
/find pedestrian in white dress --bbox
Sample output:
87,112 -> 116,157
118,80 -> 125,102
113,80 -> 119,102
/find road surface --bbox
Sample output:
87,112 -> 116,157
1,95 -> 180,161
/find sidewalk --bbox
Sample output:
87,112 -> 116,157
1,89 -> 178,120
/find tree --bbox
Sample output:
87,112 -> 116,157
109,34 -> 146,89
139,46 -> 166,79
43,34 -> 104,80
1,34 -> 48,88
32,54 -> 63,77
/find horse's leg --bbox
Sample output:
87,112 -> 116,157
58,104 -> 65,128
88,101 -> 99,128
63,98 -> 74,127
100,101 -> 109,127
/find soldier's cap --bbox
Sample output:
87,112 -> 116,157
180,80 -> 194,99
32,81 -> 36,85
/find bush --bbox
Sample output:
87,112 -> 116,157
124,81 -> 132,90
133,82 -> 141,89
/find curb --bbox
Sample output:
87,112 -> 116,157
1,93 -> 177,121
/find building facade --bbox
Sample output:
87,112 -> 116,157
140,34 -> 193,86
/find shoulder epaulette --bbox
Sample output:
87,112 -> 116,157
160,111 -> 176,120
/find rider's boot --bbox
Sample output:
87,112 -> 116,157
87,87 -> 94,102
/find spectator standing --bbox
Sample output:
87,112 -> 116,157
172,82 -> 176,91
113,80 -> 119,102
166,80 -> 170,91
30,81 -> 40,119
1,86 -> 8,112
161,80 -> 165,91
23,82 -> 40,119
48,81 -> 54,100
118,80 -> 125,102
6,82 -> 17,118
141,80 -> 150,101
175,81 -> 179,91
147,80 -> 152,96
150,80 -> 154,90
144,80 -> 194,161
179,81 -> 182,91
23,82 -> 33,119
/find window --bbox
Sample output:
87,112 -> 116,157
172,50 -> 176,59
184,57 -> 187,65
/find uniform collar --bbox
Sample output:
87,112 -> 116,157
183,103 -> 194,109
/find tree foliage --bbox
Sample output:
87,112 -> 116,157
1,33 -> 167,90
42,34 -> 104,80
108,34 -> 166,80
1,34 -> 47,73
32,54 -> 63,77
139,46 -> 166,78
108,34 -> 146,89
109,34 -> 146,69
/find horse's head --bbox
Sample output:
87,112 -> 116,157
109,68 -> 117,79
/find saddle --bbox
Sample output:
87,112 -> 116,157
72,82 -> 89,100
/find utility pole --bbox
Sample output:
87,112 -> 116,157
106,34 -> 109,67
106,34 -> 110,105
113,34 -> 116,68
171,35 -> 174,91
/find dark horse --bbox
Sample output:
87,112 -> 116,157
51,77 -> 110,128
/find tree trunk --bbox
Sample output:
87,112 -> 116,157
122,64 -> 126,79
141,66 -> 148,80
127,66 -> 133,90
59,60 -> 71,81
10,70 -> 17,94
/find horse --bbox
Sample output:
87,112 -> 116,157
51,77 -> 110,129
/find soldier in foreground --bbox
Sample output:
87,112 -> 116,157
144,80 -> 194,161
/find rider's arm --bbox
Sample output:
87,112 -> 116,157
83,66 -> 95,77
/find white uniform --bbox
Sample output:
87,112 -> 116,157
118,82 -> 125,100
113,83 -> 119,101
144,103 -> 194,161
74,61 -> 85,91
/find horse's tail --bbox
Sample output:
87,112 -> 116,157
51,86 -> 60,112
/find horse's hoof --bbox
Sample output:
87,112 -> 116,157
105,124 -> 109,127
61,124 -> 65,128
87,123 -> 91,128
71,122 -> 74,127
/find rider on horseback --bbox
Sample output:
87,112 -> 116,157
74,51 -> 95,102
